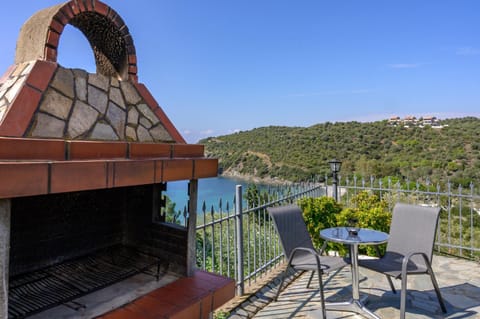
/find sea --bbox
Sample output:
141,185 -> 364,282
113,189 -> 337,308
164,176 -> 281,213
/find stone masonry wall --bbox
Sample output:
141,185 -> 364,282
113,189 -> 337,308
0,63 -> 174,142
0,0 -> 186,142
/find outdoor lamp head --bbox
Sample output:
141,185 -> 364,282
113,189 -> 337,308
329,158 -> 342,173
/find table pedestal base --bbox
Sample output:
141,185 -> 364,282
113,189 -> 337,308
325,295 -> 380,319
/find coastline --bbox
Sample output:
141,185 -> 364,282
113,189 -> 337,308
220,170 -> 294,186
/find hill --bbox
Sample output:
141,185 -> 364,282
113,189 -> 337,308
200,117 -> 480,187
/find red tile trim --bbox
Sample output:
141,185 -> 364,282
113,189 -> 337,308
60,3 -> 75,19
111,11 -> 125,29
119,24 -> 129,36
53,11 -> 69,26
68,141 -> 128,160
170,300 -> 202,319
113,160 -> 155,187
126,44 -> 136,55
200,294 -> 214,319
50,161 -> 107,193
0,86 -> 42,137
0,158 -> 216,198
69,1 -> 81,15
123,35 -> 134,48
44,47 -> 58,63
128,65 -> 137,75
77,0 -> 87,12
172,144 -> 204,158
129,143 -> 171,159
95,307 -> 140,319
128,74 -> 138,83
25,60 -> 57,92
46,30 -> 60,49
194,159 -> 219,179
128,55 -> 137,65
162,159 -> 194,181
0,138 -> 65,160
124,298 -> 178,318
0,162 -> 49,199
154,161 -> 163,183
134,83 -> 186,143
94,1 -> 109,16
155,280 -> 210,304
85,0 -> 94,11
106,162 -> 115,188
49,19 -> 65,34
212,280 -> 236,309
96,270 -> 234,319
189,270 -> 235,292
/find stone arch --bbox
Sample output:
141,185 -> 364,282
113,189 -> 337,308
15,0 -> 137,81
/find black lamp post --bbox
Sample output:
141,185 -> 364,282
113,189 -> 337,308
329,158 -> 342,201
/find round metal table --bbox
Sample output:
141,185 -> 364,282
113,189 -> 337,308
320,227 -> 389,319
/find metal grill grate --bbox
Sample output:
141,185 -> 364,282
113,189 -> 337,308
8,245 -> 164,319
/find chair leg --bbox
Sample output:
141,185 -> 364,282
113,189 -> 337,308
427,267 -> 447,313
400,273 -> 408,319
306,271 -> 315,288
386,275 -> 396,293
317,270 -> 326,319
275,269 -> 286,301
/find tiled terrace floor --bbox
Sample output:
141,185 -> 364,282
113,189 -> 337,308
231,255 -> 480,318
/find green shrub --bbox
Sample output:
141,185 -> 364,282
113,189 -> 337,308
336,191 -> 392,256
297,196 -> 342,250
298,192 -> 392,256
214,310 -> 229,319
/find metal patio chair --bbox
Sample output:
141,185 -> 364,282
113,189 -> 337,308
358,203 -> 448,319
268,205 -> 348,319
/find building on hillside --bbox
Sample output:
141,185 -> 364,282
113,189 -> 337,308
403,115 -> 417,126
388,115 -> 444,129
388,116 -> 401,126
421,116 -> 438,126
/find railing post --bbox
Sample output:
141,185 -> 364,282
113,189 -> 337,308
235,185 -> 244,295
186,180 -> 198,277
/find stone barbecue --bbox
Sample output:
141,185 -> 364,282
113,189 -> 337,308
0,1 -> 234,318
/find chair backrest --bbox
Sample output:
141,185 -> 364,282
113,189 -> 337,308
267,205 -> 315,259
387,203 -> 441,262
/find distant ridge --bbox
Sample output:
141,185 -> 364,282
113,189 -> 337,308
200,117 -> 480,187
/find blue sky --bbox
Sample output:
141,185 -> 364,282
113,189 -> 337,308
1,1 -> 480,143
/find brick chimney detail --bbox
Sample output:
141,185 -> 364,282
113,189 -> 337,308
0,0 -> 185,143
0,0 -> 215,200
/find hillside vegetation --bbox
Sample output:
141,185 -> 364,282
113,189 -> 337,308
200,117 -> 480,187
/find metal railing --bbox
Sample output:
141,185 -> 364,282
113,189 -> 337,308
196,176 -> 480,294
337,176 -> 480,260
195,182 -> 323,294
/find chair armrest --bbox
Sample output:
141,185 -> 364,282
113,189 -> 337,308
400,251 -> 430,279
290,247 -> 319,256
288,247 -> 323,270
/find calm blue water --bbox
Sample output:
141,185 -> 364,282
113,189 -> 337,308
164,176 -> 275,213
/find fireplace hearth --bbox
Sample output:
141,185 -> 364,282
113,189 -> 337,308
7,184 -> 185,318
9,246 -> 164,318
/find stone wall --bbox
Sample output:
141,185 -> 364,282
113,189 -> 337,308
0,0 -> 185,143
0,63 -> 175,142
